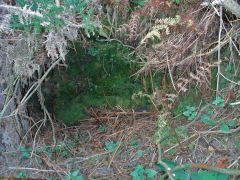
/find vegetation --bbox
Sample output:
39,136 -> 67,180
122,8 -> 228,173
0,0 -> 240,179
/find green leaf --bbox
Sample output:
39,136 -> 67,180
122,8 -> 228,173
105,140 -> 120,152
228,120 -> 235,127
208,120 -> 217,125
144,169 -> 157,177
183,110 -> 191,117
191,170 -> 229,180
207,110 -> 213,114
212,97 -> 224,105
219,103 -> 224,107
235,141 -> 240,147
155,160 -> 187,179
72,170 -> 80,177
11,153 -> 17,157
220,124 -> 229,132
146,149 -> 151,155
186,106 -> 195,111
137,150 -> 143,158
188,144 -> 194,150
201,115 -> 210,124
137,1 -> 146,6
98,125 -> 105,132
130,165 -> 144,177
17,172 -> 26,178
188,112 -> 197,120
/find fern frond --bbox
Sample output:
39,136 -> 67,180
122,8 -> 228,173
129,12 -> 140,42
140,15 -> 181,45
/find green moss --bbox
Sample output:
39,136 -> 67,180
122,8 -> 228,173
43,40 -> 161,126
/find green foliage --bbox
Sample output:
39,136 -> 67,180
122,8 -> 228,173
155,160 -> 188,179
20,146 -> 32,160
130,165 -> 157,180
55,141 -> 74,158
146,149 -> 151,155
200,114 -> 216,125
17,172 -> 26,178
129,138 -> 140,148
190,170 -> 229,180
44,41 -> 156,125
137,150 -> 143,158
130,165 -> 144,180
220,121 -> 229,132
98,125 -> 106,132
66,170 -> 83,180
155,160 -> 229,180
104,140 -> 120,152
183,106 -> 197,120
219,119 -> 235,132
12,0 -> 95,36
131,0 -> 146,6
172,88 -> 200,116
212,97 -> 224,107
171,0 -> 180,5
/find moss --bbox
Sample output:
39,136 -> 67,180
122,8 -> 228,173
43,40 -> 161,126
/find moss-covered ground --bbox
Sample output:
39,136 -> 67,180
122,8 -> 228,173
43,40 -> 163,125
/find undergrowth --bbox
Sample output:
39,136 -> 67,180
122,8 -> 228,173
43,40 -> 163,125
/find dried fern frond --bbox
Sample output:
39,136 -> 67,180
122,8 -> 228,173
7,38 -> 39,77
129,12 -> 140,42
140,15 -> 181,45
45,30 -> 68,61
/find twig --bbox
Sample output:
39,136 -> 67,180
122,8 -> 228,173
216,5 -> 223,97
166,52 -> 177,91
228,155 -> 240,168
8,167 -> 64,173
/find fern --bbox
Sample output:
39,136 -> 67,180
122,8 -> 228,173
140,15 -> 181,44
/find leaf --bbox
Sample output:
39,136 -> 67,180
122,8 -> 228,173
72,170 -> 79,177
220,124 -> 229,132
207,110 -> 213,114
186,106 -> 195,111
155,160 -> 187,179
219,103 -> 224,107
146,149 -> 151,155
191,170 -> 229,180
129,140 -> 137,146
144,169 -> 157,177
17,172 -> 26,178
183,110 -> 191,117
189,112 -> 197,120
98,125 -> 105,132
188,144 -> 194,150
208,120 -> 217,125
212,97 -> 224,105
133,176 -> 144,180
105,140 -> 120,152
201,115 -> 210,124
137,150 -> 143,158
228,120 -> 235,127
130,165 -> 144,177
134,0 -> 146,6
75,176 -> 83,180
